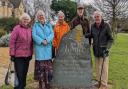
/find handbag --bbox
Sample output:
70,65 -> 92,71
5,61 -> 19,87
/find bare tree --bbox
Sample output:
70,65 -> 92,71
91,0 -> 128,35
22,0 -> 53,19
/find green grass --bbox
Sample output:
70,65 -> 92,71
1,33 -> 128,89
108,33 -> 128,89
91,33 -> 128,89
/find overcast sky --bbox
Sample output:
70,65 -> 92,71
72,0 -> 94,4
83,0 -> 94,4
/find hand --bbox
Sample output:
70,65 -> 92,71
103,49 -> 109,57
10,56 -> 15,62
100,47 -> 109,57
42,39 -> 48,45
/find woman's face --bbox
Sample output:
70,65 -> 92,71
37,15 -> 45,24
21,17 -> 30,26
58,15 -> 64,23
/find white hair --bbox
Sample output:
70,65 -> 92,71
93,10 -> 103,18
35,10 -> 46,21
57,10 -> 65,18
19,13 -> 31,22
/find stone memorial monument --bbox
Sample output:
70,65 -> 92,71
52,25 -> 94,89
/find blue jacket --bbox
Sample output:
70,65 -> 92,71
32,21 -> 54,60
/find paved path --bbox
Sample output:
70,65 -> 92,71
0,47 -> 34,86
0,48 -> 112,88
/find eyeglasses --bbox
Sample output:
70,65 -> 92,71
38,15 -> 44,19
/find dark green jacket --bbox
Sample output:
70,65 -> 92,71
91,20 -> 113,57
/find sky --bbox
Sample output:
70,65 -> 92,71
82,0 -> 94,4
72,0 -> 94,4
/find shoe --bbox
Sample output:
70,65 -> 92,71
92,80 -> 99,88
99,84 -> 108,89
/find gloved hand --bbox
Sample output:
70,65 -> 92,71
10,56 -> 15,62
103,49 -> 109,57
100,47 -> 109,58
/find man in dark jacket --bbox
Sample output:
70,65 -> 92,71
91,10 -> 113,89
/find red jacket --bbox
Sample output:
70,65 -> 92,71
9,25 -> 33,57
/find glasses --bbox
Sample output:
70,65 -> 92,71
38,15 -> 44,19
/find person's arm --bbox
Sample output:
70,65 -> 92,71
45,23 -> 54,44
67,24 -> 70,32
32,24 -> 44,45
85,20 -> 92,45
106,23 -> 114,49
30,32 -> 34,55
70,18 -> 75,30
9,26 -> 18,56
53,26 -> 57,48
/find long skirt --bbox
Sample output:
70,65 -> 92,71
34,60 -> 53,89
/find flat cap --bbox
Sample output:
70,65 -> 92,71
77,3 -> 84,9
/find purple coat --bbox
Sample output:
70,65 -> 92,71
9,25 -> 33,57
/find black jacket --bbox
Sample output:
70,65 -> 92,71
91,20 -> 113,57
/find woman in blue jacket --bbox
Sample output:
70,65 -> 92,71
32,10 -> 54,89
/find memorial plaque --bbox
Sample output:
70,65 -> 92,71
52,25 -> 93,89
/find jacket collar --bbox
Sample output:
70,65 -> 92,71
56,21 -> 67,26
35,21 -> 46,30
77,15 -> 85,20
94,19 -> 105,29
20,24 -> 29,29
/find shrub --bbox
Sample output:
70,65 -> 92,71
0,34 -> 10,47
0,17 -> 19,33
0,30 -> 6,38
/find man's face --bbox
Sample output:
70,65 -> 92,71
94,14 -> 102,25
77,8 -> 84,17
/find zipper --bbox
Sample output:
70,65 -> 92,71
97,28 -> 102,57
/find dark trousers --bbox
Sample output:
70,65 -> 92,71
14,57 -> 31,89
52,46 -> 56,58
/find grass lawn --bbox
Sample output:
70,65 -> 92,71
1,33 -> 128,89
108,33 -> 128,89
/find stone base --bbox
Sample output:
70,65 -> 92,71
51,85 -> 97,89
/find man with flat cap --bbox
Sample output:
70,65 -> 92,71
51,3 -> 93,89
71,3 -> 90,41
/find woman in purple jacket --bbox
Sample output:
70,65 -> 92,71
9,13 -> 33,89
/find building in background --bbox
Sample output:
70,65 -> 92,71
0,0 -> 24,18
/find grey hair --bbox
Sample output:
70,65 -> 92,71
35,10 -> 46,21
19,13 -> 31,22
93,10 -> 103,19
57,10 -> 65,18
